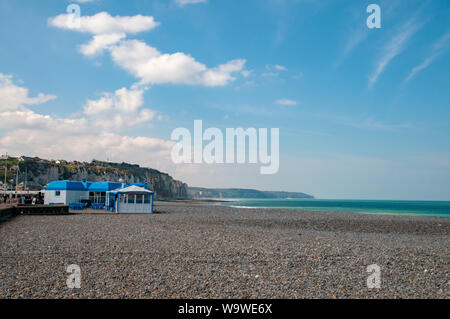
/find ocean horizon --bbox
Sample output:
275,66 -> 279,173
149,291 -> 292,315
221,198 -> 450,218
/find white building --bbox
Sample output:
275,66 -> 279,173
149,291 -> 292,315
44,180 -> 154,213
108,185 -> 154,214
44,180 -> 92,205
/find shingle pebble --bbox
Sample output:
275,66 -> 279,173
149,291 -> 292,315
0,202 -> 448,298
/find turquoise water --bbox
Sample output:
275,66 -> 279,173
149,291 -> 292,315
222,199 -> 450,218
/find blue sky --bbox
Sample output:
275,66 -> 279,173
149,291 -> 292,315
0,0 -> 449,200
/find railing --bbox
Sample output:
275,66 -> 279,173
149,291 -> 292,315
69,203 -> 88,210
91,203 -> 105,210
89,196 -> 106,204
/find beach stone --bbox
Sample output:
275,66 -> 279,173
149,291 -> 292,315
0,202 -> 448,298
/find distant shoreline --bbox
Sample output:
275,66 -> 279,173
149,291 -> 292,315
161,198 -> 235,203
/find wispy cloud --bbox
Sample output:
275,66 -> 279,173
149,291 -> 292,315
351,118 -> 414,131
292,72 -> 303,80
261,72 -> 279,77
276,98 -> 297,106
405,31 -> 450,82
335,26 -> 368,68
273,64 -> 287,71
241,69 -> 253,78
335,0 -> 405,68
368,18 -> 422,87
175,0 -> 206,7
262,64 -> 288,77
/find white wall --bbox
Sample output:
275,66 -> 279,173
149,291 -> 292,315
118,203 -> 153,214
116,194 -> 154,214
44,190 -> 88,205
44,190 -> 67,205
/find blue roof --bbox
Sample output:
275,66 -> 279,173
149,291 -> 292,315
88,182 -> 122,192
45,180 -> 148,192
45,180 -> 86,191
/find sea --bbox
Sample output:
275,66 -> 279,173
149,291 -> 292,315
221,199 -> 450,218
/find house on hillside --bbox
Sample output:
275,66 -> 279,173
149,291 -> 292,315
1,155 -> 18,161
19,156 -> 35,162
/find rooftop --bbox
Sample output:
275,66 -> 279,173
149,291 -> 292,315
45,180 -> 148,192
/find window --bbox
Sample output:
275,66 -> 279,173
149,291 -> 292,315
94,192 -> 106,204
144,195 -> 151,204
55,191 -> 61,196
128,194 -> 135,204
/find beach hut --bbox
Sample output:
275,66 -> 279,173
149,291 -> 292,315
44,180 -> 121,205
44,180 -> 150,209
44,180 -> 88,205
109,185 -> 154,214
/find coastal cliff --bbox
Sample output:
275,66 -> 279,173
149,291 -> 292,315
188,187 -> 314,199
7,157 -> 188,200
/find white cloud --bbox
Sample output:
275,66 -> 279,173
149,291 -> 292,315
110,39 -> 246,86
405,31 -> 450,82
0,74 -> 56,111
79,32 -> 126,56
261,64 -> 288,78
0,109 -> 88,134
266,64 -> 287,72
50,12 -> 246,86
0,129 -> 174,171
0,73 -> 174,172
201,59 -> 247,86
84,87 -> 144,115
276,99 -> 297,106
0,75 -> 157,133
273,64 -> 287,71
84,86 -> 157,130
241,70 -> 253,78
368,19 -> 422,87
175,0 -> 206,6
48,11 -> 160,35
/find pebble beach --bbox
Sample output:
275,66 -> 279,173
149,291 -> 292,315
0,201 -> 449,299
